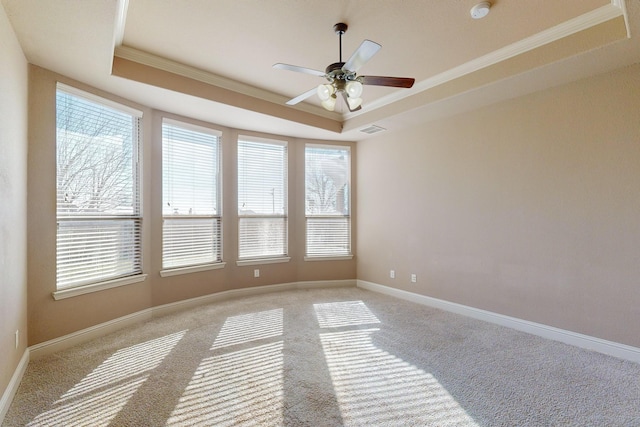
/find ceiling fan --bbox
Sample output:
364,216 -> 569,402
273,23 -> 415,112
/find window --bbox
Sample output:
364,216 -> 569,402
237,137 -> 288,260
162,120 -> 222,270
305,144 -> 351,258
56,84 -> 142,290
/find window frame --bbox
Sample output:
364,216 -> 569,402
54,83 -> 146,299
236,135 -> 290,264
160,118 -> 225,275
304,143 -> 353,260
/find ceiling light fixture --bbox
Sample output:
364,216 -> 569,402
317,73 -> 363,112
274,23 -> 415,113
316,24 -> 364,112
470,1 -> 491,19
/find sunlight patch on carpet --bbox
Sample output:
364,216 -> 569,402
27,330 -> 186,427
212,308 -> 283,349
167,341 -> 284,426
314,300 -> 380,328
320,328 -> 479,426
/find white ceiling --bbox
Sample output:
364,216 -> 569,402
2,0 -> 639,141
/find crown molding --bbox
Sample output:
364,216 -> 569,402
113,1 -> 628,126
113,0 -> 128,47
114,45 -> 338,120
611,0 -> 631,38
110,0 -> 129,75
348,2 -> 627,118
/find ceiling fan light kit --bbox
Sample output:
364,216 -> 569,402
274,22 -> 415,112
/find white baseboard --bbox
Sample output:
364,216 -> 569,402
152,279 -> 356,317
7,277 -> 639,422
30,279 -> 356,359
29,309 -> 154,360
357,280 -> 640,364
0,348 -> 29,425
29,278 -> 640,363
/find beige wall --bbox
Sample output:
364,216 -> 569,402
0,3 -> 28,403
27,66 -> 356,345
357,63 -> 640,347
16,25 -> 640,403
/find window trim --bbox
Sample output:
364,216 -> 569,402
55,83 -> 143,292
237,136 -> 289,261
161,118 -> 223,272
304,255 -> 353,262
235,257 -> 291,267
52,274 -> 148,300
304,143 -> 352,259
57,82 -> 143,117
160,262 -> 226,277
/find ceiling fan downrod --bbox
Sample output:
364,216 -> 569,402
326,23 -> 355,84
334,23 -> 348,63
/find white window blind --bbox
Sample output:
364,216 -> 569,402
56,84 -> 142,290
162,120 -> 221,269
305,144 -> 351,257
237,137 -> 287,259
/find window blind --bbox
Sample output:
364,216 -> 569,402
56,85 -> 142,289
237,137 -> 288,259
305,144 -> 351,257
162,120 -> 221,269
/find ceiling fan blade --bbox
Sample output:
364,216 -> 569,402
343,40 -> 381,72
286,87 -> 318,105
361,76 -> 415,88
273,63 -> 325,77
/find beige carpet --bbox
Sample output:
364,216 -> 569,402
3,287 -> 640,426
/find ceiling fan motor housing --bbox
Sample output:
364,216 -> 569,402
325,62 -> 358,87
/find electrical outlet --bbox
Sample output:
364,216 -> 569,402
15,330 -> 19,349
411,274 -> 417,283
254,269 -> 260,278
390,270 -> 395,279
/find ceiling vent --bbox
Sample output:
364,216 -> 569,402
359,125 -> 386,134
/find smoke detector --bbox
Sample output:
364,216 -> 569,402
470,2 -> 491,19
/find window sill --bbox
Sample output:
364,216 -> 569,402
52,274 -> 148,300
304,255 -> 354,262
160,262 -> 226,277
236,257 -> 291,267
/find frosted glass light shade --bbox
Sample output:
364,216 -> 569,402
321,95 -> 337,111
317,84 -> 335,101
347,96 -> 362,110
345,81 -> 363,98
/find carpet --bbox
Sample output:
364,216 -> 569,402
3,287 -> 640,426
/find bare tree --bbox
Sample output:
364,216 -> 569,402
305,152 -> 349,215
56,93 -> 135,215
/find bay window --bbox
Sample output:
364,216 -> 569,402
237,137 -> 288,261
305,144 -> 351,258
162,119 -> 222,271
56,84 -> 142,290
